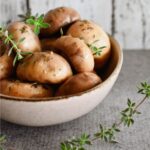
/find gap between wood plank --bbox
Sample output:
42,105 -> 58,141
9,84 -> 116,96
26,0 -> 31,12
111,0 -> 116,36
139,0 -> 146,49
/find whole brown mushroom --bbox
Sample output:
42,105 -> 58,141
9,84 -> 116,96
41,36 -> 94,73
0,43 -> 13,80
0,79 -> 53,98
17,51 -> 73,84
7,22 -> 41,53
40,7 -> 80,36
56,72 -> 102,96
67,20 -> 111,69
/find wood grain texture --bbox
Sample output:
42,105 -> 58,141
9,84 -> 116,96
141,0 -> 150,49
29,0 -> 112,33
0,0 -> 27,26
0,0 -> 150,50
114,0 -> 150,49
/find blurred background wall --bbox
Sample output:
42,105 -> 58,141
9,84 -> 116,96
0,0 -> 150,50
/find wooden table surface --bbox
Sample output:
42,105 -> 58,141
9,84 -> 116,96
0,50 -> 150,150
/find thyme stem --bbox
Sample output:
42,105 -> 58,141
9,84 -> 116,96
60,82 -> 150,150
134,95 -> 147,110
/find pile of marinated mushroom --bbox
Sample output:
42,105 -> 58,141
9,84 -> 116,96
0,7 -> 111,98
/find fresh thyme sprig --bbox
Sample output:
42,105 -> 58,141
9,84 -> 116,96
61,82 -> 150,150
93,123 -> 120,143
0,135 -> 6,150
61,134 -> 91,150
26,14 -> 49,35
87,40 -> 106,56
138,82 -> 150,97
0,27 -> 32,66
19,10 -> 49,35
88,44 -> 106,56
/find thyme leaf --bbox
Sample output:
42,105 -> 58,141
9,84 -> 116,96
0,27 -> 32,66
0,135 -> 6,150
60,82 -> 150,150
26,14 -> 49,35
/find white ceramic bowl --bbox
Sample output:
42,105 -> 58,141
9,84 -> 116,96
0,36 -> 123,126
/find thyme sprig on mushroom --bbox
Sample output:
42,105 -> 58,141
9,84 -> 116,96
88,44 -> 106,56
0,27 -> 32,66
19,9 -> 49,35
26,14 -> 49,35
87,40 -> 106,56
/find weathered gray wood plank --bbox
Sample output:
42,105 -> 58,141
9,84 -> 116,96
29,0 -> 112,33
141,0 -> 150,49
0,0 -> 27,26
0,0 -> 150,50
114,0 -> 150,49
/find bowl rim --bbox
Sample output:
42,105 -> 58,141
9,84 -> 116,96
0,36 -> 123,102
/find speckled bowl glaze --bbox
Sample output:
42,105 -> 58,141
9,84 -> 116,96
0,36 -> 123,126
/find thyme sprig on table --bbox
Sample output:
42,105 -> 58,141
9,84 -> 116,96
61,134 -> 92,150
61,82 -> 150,150
138,82 -> 150,97
0,135 -> 6,150
0,27 -> 32,66
26,14 -> 49,35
